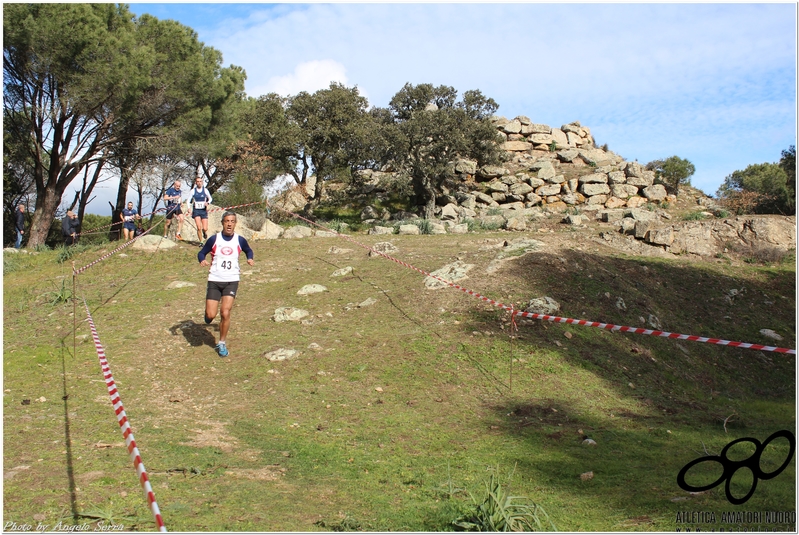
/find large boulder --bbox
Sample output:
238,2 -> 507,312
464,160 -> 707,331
642,184 -> 668,202
283,225 -> 313,239
580,183 -> 611,196
261,219 -> 284,239
425,260 -> 474,290
131,235 -> 177,251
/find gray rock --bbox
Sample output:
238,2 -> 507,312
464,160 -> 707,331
361,206 -> 379,220
455,159 -> 477,174
502,119 -> 522,134
457,193 -> 476,209
537,167 -> 557,181
440,203 -> 460,221
647,227 -> 674,246
131,235 -> 177,251
557,149 -> 580,163
398,224 -> 420,235
263,348 -> 300,361
580,183 -> 611,196
611,184 -> 639,199
564,214 -> 584,225
760,329 -> 784,341
634,220 -> 653,239
624,208 -> 658,222
525,296 -> 560,316
449,223 -> 469,234
328,246 -> 353,254
283,225 -> 313,239
620,217 -> 636,233
505,216 -> 527,231
550,128 -> 568,149
616,297 -> 627,311
536,184 -> 562,196
647,315 -> 662,330
330,267 -> 353,277
477,165 -> 509,179
510,182 -> 534,196
273,307 -> 310,322
601,210 -> 624,222
474,192 -> 498,205
502,141 -> 532,152
608,171 -> 627,184
642,184 -> 668,202
298,284 -> 327,296
261,219 -> 284,239
166,281 -> 196,289
368,225 -> 394,235
425,260 -> 474,290
369,242 -> 399,257
358,297 -> 378,308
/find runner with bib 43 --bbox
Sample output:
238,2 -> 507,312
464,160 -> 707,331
198,211 -> 254,358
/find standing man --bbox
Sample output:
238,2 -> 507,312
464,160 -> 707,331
198,211 -> 254,358
14,204 -> 25,249
62,210 -> 79,246
163,180 -> 184,240
190,176 -> 213,245
119,201 -> 140,241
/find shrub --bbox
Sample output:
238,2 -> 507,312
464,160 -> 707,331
682,211 -> 707,221
453,467 -> 555,532
416,219 -> 433,235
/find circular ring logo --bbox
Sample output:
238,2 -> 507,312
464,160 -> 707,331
677,430 -> 795,505
220,246 -> 234,255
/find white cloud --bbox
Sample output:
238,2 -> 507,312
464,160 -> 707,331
259,59 -> 350,98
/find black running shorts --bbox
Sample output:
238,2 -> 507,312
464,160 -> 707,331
206,280 -> 239,301
166,204 -> 182,220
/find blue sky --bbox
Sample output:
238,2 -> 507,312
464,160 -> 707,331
93,3 -> 796,206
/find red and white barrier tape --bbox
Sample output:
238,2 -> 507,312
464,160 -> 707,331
272,205 -> 796,355
73,218 -> 163,275
82,299 -> 167,531
76,208 -> 167,237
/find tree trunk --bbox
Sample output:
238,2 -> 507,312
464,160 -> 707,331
26,187 -> 63,248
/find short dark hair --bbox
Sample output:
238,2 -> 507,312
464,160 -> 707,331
222,211 -> 237,221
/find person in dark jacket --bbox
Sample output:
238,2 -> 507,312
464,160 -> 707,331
14,204 -> 25,249
62,211 -> 79,246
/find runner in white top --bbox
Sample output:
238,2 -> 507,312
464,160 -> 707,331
197,212 -> 254,357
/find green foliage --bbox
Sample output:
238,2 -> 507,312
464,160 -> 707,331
646,156 -> 695,196
780,145 -> 795,206
548,141 -> 558,153
46,279 -> 72,305
682,211 -> 707,221
378,83 -> 504,218
453,467 -> 555,532
416,219 -> 434,235
3,4 -> 243,247
717,158 -> 794,215
212,173 -> 266,210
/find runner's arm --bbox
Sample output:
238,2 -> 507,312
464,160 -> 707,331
198,234 -> 217,262
239,236 -> 254,261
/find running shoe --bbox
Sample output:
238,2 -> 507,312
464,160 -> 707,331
216,342 -> 229,358
176,233 -> 182,240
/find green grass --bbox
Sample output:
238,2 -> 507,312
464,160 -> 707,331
3,233 -> 795,531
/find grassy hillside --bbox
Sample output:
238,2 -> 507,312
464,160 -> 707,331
3,227 -> 795,532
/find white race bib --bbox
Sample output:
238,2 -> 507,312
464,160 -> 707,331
194,201 -> 206,210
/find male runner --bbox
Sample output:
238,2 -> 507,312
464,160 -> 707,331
197,211 -> 254,358
120,201 -> 140,241
190,177 -> 213,245
163,180 -> 184,240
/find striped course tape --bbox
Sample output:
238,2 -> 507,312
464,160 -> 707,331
272,204 -> 796,355
73,217 -> 164,275
76,208 -> 166,237
82,299 -> 167,532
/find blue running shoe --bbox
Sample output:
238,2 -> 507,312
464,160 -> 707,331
216,342 -> 229,358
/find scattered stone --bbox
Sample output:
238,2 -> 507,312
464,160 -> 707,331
368,226 -> 394,235
166,281 -> 196,290
425,260 -> 474,290
308,343 -> 323,351
263,348 -> 300,361
759,329 -> 784,341
398,224 -> 420,235
330,266 -> 353,277
297,284 -> 327,296
525,296 -> 560,315
580,471 -> 594,481
283,226 -> 313,239
647,315 -> 662,330
273,307 -> 310,322
615,297 -> 627,311
328,246 -> 353,254
582,438 -> 597,446
369,242 -> 399,257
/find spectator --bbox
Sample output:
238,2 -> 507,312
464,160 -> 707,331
14,204 -> 25,249
62,210 -> 79,246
